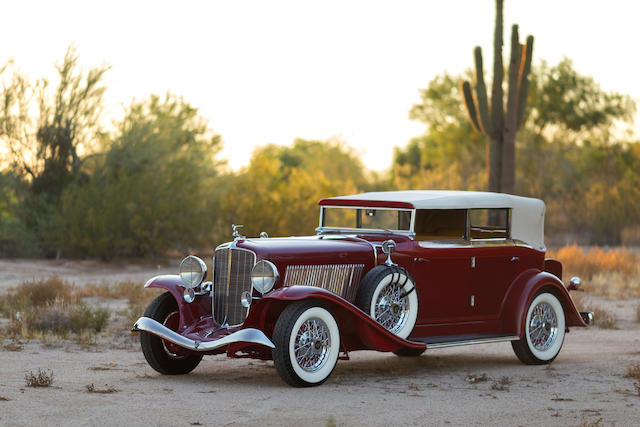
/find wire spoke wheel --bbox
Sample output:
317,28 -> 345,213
528,302 -> 558,351
374,282 -> 409,334
294,318 -> 331,372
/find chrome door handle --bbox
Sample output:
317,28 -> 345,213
510,256 -> 519,262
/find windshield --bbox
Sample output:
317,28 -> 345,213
320,207 -> 413,231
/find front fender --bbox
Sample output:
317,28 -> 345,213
144,275 -> 211,329
244,286 -> 425,353
500,270 -> 587,337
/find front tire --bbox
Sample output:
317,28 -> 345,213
272,302 -> 340,387
355,265 -> 418,339
140,292 -> 203,375
512,291 -> 566,365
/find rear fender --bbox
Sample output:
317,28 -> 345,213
500,270 -> 587,337
244,286 -> 425,353
144,275 -> 212,329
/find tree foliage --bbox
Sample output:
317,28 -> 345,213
219,138 -> 368,239
398,58 -> 638,244
0,46 -> 108,255
56,94 -> 223,258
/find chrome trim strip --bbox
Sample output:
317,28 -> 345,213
317,227 -> 416,238
132,317 -> 275,350
426,335 -> 520,349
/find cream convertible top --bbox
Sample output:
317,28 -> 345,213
320,191 -> 546,251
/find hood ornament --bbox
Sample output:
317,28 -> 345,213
232,224 -> 245,240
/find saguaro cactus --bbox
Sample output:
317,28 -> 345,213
460,0 -> 533,194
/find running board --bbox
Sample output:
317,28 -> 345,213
410,334 -> 520,349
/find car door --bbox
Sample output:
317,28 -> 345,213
410,244 -> 474,324
406,208 -> 474,325
468,208 -> 520,319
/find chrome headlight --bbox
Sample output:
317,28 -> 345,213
251,260 -> 279,294
179,256 -> 207,289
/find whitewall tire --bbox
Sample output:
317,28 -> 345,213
272,302 -> 340,387
355,265 -> 418,340
512,292 -> 566,365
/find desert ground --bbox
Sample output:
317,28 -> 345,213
0,260 -> 639,426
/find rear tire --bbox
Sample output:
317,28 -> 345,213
272,302 -> 340,387
140,292 -> 203,375
512,292 -> 565,365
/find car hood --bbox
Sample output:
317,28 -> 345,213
229,235 -> 376,267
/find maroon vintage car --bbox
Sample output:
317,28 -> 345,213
133,190 -> 592,387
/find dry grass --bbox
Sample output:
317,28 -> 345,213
0,277 -> 76,315
548,245 -> 640,299
25,368 -> 54,387
2,339 -> 24,351
85,383 -> 119,393
77,280 -> 159,307
0,277 -> 143,340
571,294 -> 618,329
623,362 -> 640,398
624,362 -> 640,381
465,373 -> 489,383
491,376 -> 512,391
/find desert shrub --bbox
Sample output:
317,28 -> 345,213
0,277 -> 76,315
70,305 -> 110,333
624,362 -> 640,380
85,383 -> 118,393
4,299 -> 110,338
25,368 -> 54,387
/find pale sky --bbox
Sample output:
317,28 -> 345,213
1,0 -> 638,170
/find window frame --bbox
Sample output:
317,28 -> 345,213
467,208 -> 512,242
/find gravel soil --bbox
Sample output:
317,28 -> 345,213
0,260 -> 639,426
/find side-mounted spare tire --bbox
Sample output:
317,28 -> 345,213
355,265 -> 419,340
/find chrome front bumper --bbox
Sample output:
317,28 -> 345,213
132,317 -> 275,351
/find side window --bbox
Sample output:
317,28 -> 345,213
469,209 -> 510,240
414,209 -> 466,241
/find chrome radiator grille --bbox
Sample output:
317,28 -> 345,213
213,247 -> 256,326
283,264 -> 364,302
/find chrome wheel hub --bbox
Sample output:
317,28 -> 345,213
529,302 -> 558,351
294,318 -> 331,372
375,283 -> 409,334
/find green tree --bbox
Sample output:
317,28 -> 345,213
0,46 -> 108,255
219,138 -> 368,239
398,58 -> 637,244
56,94 -> 223,258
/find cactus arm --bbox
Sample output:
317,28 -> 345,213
506,24 -> 522,133
490,0 -> 504,134
473,47 -> 492,134
517,35 -> 534,129
461,80 -> 482,133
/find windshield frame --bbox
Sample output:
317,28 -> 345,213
316,206 -> 416,237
